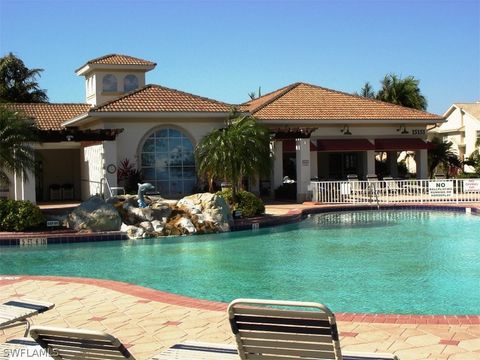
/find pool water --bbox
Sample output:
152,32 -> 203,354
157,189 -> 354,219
1,210 -> 479,315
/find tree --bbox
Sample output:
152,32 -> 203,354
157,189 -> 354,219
463,138 -> 480,175
356,74 -> 427,110
195,109 -> 272,199
0,53 -> 48,103
0,106 -> 38,186
356,81 -> 375,98
428,137 -> 462,178
248,86 -> 262,100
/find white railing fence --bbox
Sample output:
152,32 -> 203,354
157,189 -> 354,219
310,178 -> 480,204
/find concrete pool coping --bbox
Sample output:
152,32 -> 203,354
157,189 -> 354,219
0,202 -> 479,245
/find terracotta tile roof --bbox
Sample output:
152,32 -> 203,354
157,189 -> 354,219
82,54 -> 156,67
4,103 -> 91,130
242,82 -> 443,121
91,85 -> 231,113
454,103 -> 480,120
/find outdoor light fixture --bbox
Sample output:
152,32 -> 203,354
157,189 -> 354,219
341,125 -> 352,135
397,125 -> 409,134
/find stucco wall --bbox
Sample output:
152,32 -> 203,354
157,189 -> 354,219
77,117 -> 225,196
95,117 -> 225,168
86,70 -> 147,106
431,106 -> 480,173
464,112 -> 480,156
81,144 -> 104,200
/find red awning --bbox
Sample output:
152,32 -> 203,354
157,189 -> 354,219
283,140 -> 317,152
316,139 -> 375,152
375,138 -> 434,151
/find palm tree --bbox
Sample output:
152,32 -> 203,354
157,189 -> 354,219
0,53 -> 48,103
0,106 -> 38,186
428,137 -> 462,178
356,81 -> 375,98
463,138 -> 480,175
377,74 -> 427,110
195,109 -> 271,198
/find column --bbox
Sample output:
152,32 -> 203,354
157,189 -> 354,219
387,151 -> 398,177
310,149 -> 318,179
296,138 -> 310,202
415,149 -> 428,179
366,150 -> 376,176
272,140 -> 283,190
13,170 -> 36,203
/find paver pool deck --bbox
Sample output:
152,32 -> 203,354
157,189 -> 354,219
1,203 -> 480,359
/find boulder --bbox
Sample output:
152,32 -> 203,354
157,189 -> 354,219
126,225 -> 145,239
117,197 -> 172,225
176,217 -> 196,234
177,192 -> 233,232
139,221 -> 154,233
151,220 -> 164,233
67,196 -> 122,232
115,192 -> 233,238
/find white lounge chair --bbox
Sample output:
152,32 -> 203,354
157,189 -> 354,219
0,326 -> 135,359
4,325 -> 215,360
383,176 -> 402,194
347,174 -> 361,193
0,337 -> 52,360
157,299 -> 399,360
0,298 -> 55,336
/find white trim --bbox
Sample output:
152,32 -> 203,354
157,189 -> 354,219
76,63 -> 155,76
62,113 -> 90,126
442,104 -> 458,118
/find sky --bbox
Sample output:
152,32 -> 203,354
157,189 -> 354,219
0,0 -> 479,115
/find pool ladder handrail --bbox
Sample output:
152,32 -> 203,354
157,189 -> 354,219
100,177 -> 125,199
367,183 -> 380,209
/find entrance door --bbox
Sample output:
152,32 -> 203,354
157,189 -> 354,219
328,152 -> 359,180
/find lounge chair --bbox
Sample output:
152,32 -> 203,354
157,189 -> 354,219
365,174 -> 384,200
383,177 -> 402,194
346,174 -> 363,199
157,299 -> 399,360
0,298 -> 55,336
0,337 -> 51,360
4,326 -> 221,360
0,326 -> 135,360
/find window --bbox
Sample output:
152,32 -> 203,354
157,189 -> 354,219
124,75 -> 139,93
102,74 -> 117,92
140,128 -> 196,196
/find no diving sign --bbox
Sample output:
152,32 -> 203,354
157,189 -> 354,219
428,180 -> 453,197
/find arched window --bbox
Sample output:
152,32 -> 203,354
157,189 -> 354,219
102,74 -> 117,92
124,74 -> 139,93
140,127 -> 196,196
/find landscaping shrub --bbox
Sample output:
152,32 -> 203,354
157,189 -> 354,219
217,189 -> 265,217
117,158 -> 142,194
0,199 -> 45,231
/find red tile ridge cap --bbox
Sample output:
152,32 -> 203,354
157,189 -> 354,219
242,82 -> 301,114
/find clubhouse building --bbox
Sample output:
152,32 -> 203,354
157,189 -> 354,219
4,54 -> 444,203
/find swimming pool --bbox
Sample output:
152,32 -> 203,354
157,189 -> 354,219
1,210 -> 479,315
